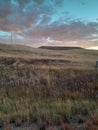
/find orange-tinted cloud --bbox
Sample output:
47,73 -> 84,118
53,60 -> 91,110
0,0 -> 98,47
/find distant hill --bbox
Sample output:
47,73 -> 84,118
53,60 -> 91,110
0,43 -> 34,51
39,46 -> 83,50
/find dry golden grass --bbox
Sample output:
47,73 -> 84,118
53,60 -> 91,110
0,43 -> 98,69
0,44 -> 98,130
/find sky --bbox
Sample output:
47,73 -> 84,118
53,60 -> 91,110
0,0 -> 98,48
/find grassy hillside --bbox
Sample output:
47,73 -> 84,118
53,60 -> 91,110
0,44 -> 98,69
0,44 -> 98,130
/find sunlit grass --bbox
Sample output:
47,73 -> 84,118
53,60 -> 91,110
0,44 -> 98,129
0,97 -> 98,125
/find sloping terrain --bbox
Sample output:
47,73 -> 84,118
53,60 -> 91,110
0,44 -> 98,69
0,44 -> 98,130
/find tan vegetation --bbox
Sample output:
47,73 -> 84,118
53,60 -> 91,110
0,44 -> 98,130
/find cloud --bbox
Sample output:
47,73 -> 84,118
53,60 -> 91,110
0,0 -> 98,47
24,21 -> 98,42
0,0 -> 68,32
0,0 -> 39,31
0,1 -> 11,17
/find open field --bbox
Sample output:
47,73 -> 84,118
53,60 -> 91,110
0,44 -> 98,69
0,44 -> 98,130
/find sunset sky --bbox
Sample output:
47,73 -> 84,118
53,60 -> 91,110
0,0 -> 98,47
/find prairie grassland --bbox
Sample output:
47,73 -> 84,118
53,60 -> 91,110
0,44 -> 98,130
